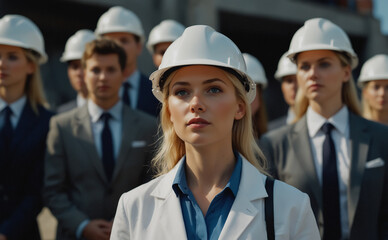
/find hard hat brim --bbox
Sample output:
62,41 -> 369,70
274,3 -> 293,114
150,61 -> 256,103
0,37 -> 47,64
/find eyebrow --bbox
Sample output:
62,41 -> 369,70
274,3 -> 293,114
300,57 -> 332,64
171,78 -> 227,88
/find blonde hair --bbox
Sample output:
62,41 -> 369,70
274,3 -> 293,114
24,50 -> 48,114
294,51 -> 361,121
152,67 -> 268,176
252,84 -> 268,139
361,81 -> 377,120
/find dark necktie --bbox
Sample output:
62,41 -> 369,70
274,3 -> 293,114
1,106 -> 14,154
321,122 -> 341,240
122,82 -> 131,107
100,112 -> 115,181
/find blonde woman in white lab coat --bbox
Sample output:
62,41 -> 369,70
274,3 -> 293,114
110,25 -> 320,240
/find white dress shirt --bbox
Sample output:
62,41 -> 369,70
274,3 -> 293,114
286,108 -> 295,124
306,106 -> 351,239
87,100 -> 122,160
0,96 -> 27,128
120,70 -> 140,109
76,94 -> 87,108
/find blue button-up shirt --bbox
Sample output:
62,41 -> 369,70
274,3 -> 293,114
172,153 -> 242,240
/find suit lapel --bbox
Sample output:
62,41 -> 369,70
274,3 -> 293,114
74,105 -> 108,184
347,113 -> 369,229
9,101 -> 38,153
151,161 -> 188,239
219,157 -> 267,239
290,117 -> 322,209
111,105 -> 137,182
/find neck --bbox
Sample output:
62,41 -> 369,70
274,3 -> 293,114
310,96 -> 344,119
185,142 -> 236,191
369,109 -> 388,125
79,89 -> 88,99
92,96 -> 119,111
0,86 -> 25,104
123,64 -> 137,79
289,105 -> 296,115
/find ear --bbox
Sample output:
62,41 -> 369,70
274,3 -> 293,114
26,62 -> 35,74
342,65 -> 351,83
234,100 -> 246,120
136,42 -> 143,57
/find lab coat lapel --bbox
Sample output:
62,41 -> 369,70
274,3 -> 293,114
151,160 -> 188,240
290,117 -> 322,209
74,105 -> 108,184
219,157 -> 267,239
347,113 -> 369,229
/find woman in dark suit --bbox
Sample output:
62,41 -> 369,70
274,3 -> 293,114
260,18 -> 388,240
0,15 -> 53,240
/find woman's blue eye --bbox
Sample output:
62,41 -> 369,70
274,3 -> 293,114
319,62 -> 331,68
208,87 -> 221,93
175,90 -> 188,96
299,64 -> 310,71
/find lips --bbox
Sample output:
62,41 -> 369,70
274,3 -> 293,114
187,118 -> 210,126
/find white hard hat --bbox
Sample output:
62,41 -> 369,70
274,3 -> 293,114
146,20 -> 185,54
358,54 -> 388,86
0,14 -> 47,64
60,29 -> 96,62
150,25 -> 256,103
287,18 -> 358,69
274,52 -> 297,81
242,53 -> 267,88
95,6 -> 145,43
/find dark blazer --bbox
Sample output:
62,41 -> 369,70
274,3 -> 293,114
56,100 -> 77,114
136,73 -> 160,117
43,103 -> 158,240
268,115 -> 287,131
260,113 -> 388,240
0,102 -> 53,240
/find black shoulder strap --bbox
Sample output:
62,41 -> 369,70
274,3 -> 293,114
265,177 -> 275,240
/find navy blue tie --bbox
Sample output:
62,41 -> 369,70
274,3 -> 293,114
122,82 -> 131,107
321,122 -> 341,240
1,106 -> 13,154
100,113 -> 115,181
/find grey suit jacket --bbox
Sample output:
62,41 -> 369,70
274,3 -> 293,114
43,103 -> 158,240
260,113 -> 388,240
56,100 -> 77,114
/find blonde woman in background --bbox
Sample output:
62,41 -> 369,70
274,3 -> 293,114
260,18 -> 388,240
110,25 -> 319,240
0,15 -> 53,240
243,53 -> 268,139
358,54 -> 388,125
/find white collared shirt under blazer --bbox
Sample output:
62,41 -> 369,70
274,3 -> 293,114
110,155 -> 320,240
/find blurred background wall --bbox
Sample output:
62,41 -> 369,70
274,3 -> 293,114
1,0 -> 387,121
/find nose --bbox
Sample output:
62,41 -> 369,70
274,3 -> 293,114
190,95 -> 205,113
307,65 -> 318,80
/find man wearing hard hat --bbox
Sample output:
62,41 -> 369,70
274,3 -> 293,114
95,6 -> 159,117
268,52 -> 298,130
57,29 -> 96,113
146,19 -> 185,68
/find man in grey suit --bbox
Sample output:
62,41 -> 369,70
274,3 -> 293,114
261,113 -> 388,239
44,38 -> 157,240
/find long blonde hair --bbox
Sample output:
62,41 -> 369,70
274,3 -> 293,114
24,49 -> 48,113
151,67 -> 268,176
294,51 -> 361,121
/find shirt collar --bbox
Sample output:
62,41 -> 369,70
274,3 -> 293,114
307,105 -> 349,137
0,96 -> 27,118
125,70 -> 140,90
76,94 -> 87,107
87,99 -> 122,123
172,151 -> 242,197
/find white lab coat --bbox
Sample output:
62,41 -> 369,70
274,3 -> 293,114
111,155 -> 320,240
